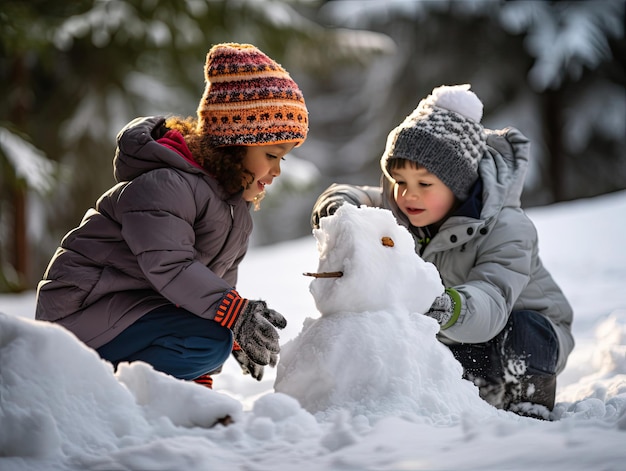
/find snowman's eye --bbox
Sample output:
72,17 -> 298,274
381,236 -> 394,247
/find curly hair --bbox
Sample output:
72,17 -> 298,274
164,116 -> 253,195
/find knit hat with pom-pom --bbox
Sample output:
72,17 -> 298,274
197,43 -> 308,147
381,84 -> 487,200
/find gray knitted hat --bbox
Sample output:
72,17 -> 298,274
381,84 -> 487,200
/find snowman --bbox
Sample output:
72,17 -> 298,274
274,204 -> 495,422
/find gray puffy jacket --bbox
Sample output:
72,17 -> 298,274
36,116 -> 252,349
311,127 -> 574,373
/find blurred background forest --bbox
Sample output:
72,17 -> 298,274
1,0 -> 624,293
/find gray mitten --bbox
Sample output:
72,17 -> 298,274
215,291 -> 286,368
232,347 -> 266,381
231,300 -> 287,366
311,195 -> 346,229
311,192 -> 362,229
425,288 -> 462,330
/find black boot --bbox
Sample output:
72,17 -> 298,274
503,373 -> 556,420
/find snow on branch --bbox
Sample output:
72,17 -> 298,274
0,127 -> 56,193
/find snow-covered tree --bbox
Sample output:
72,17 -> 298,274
297,0 -> 624,207
2,0 -> 623,290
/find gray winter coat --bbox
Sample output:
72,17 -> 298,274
36,116 -> 253,349
312,127 -> 574,374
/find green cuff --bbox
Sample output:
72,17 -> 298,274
441,288 -> 462,330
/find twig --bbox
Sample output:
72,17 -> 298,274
302,271 -> 344,278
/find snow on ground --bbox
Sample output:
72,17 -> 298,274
1,190 -> 625,470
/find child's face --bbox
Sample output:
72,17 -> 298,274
241,142 -> 296,202
390,163 -> 456,227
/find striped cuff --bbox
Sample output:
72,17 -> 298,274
193,373 -> 213,389
215,289 -> 247,329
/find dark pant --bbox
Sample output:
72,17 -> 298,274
447,310 -> 559,411
97,305 -> 233,380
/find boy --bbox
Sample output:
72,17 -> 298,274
311,84 -> 574,419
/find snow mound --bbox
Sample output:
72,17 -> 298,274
553,309 -> 626,425
0,312 -> 242,465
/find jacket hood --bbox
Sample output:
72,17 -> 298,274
479,127 -> 530,221
113,116 -> 206,183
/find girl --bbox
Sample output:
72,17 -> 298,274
36,43 -> 308,388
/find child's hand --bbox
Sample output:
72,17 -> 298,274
312,195 -> 348,229
232,346 -> 266,381
311,193 -> 363,229
232,300 -> 287,366
425,289 -> 462,330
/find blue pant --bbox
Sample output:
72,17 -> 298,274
97,305 -> 233,380
447,310 -> 559,410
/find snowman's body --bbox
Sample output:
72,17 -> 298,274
274,205 -> 493,421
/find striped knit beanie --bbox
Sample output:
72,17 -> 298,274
197,43 -> 308,147
381,84 -> 487,201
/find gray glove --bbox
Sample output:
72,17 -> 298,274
232,300 -> 287,366
311,193 -> 361,229
232,347 -> 266,381
425,289 -> 462,330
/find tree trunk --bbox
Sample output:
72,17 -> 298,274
543,89 -> 565,203
8,55 -> 29,291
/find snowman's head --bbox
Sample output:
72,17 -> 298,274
307,204 -> 443,316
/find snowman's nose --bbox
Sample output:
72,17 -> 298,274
381,236 -> 394,247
